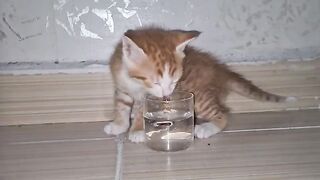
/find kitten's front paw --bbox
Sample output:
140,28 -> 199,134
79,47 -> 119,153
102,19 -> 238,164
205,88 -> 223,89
195,122 -> 221,139
104,122 -> 128,135
128,130 -> 145,143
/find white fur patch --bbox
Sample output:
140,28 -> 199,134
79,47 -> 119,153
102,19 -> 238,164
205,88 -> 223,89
128,130 -> 145,143
195,122 -> 221,139
119,66 -> 145,98
104,122 -> 128,135
159,64 -> 174,97
286,96 -> 297,102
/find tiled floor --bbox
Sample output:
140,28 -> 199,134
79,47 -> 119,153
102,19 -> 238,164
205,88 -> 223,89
1,110 -> 320,180
1,59 -> 320,126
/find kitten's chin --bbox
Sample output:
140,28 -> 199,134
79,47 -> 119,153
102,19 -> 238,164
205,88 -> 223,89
146,90 -> 173,99
146,91 -> 162,98
145,92 -> 161,99
152,94 -> 163,98
147,93 -> 166,100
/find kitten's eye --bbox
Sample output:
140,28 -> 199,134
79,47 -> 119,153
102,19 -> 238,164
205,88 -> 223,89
171,80 -> 179,84
131,76 -> 146,81
154,82 -> 161,85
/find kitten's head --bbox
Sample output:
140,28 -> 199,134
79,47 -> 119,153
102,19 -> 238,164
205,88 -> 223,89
121,27 -> 200,98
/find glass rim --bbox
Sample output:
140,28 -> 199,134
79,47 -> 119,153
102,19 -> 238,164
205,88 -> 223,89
144,91 -> 194,103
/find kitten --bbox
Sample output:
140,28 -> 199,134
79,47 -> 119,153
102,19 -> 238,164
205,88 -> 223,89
104,27 -> 294,142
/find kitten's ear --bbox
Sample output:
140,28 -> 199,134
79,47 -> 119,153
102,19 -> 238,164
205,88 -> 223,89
122,35 -> 147,66
174,30 -> 201,53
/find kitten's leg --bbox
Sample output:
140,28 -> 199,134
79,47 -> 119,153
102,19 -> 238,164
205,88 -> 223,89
128,101 -> 145,143
194,95 -> 228,139
104,90 -> 133,135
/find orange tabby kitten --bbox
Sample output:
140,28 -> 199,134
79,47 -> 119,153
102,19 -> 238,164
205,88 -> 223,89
104,27 -> 294,142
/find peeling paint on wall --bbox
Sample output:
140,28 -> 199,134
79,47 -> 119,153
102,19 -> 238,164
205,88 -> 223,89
123,0 -> 131,8
66,12 -> 75,35
56,18 -> 72,36
73,6 -> 90,24
80,22 -> 102,39
117,7 -> 136,18
108,2 -> 117,9
92,8 -> 114,33
54,0 -> 67,11
0,0 -> 319,66
45,16 -> 50,29
51,0 -> 143,37
136,13 -> 142,26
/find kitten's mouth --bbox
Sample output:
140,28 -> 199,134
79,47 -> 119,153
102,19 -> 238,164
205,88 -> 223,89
163,96 -> 170,101
162,96 -> 171,111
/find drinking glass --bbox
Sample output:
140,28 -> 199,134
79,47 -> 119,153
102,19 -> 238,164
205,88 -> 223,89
143,91 -> 194,152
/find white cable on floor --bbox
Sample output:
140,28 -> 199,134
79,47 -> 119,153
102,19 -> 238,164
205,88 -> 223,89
115,134 -> 124,180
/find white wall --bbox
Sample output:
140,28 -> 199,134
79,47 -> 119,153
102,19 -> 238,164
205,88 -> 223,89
0,0 -> 320,73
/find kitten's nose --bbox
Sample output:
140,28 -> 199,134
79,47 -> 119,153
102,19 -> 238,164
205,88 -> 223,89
162,89 -> 172,97
163,96 -> 170,101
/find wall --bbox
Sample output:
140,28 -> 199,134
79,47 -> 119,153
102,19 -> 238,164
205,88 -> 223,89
0,0 -> 320,74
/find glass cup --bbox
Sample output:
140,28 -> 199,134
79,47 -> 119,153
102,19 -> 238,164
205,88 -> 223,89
143,91 -> 194,152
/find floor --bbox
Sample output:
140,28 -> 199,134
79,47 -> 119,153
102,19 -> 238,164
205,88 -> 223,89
1,110 -> 320,180
1,59 -> 319,126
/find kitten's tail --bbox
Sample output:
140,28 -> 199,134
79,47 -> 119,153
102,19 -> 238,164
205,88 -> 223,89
228,73 -> 296,103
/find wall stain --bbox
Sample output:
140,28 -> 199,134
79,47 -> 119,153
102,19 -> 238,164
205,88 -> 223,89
2,16 -> 22,40
21,16 -> 41,24
301,30 -> 310,36
286,17 -> 294,23
235,30 -> 245,37
247,10 -> 265,25
0,30 -> 7,41
2,15 -> 43,41
262,0 -> 272,5
241,5 -> 247,12
252,25 -> 257,31
10,4 -> 16,12
246,17 -> 252,25
20,32 -> 43,41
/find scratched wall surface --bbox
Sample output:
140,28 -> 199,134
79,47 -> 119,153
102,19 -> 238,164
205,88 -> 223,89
0,0 -> 320,69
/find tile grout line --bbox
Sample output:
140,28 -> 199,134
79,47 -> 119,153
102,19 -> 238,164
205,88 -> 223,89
224,125 -> 320,133
114,134 -> 124,180
6,125 -> 320,145
8,137 -> 114,145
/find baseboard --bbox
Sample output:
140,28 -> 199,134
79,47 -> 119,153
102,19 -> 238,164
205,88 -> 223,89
1,59 -> 319,125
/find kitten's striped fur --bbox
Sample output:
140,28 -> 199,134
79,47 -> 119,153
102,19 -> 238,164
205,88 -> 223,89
104,27 -> 293,142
